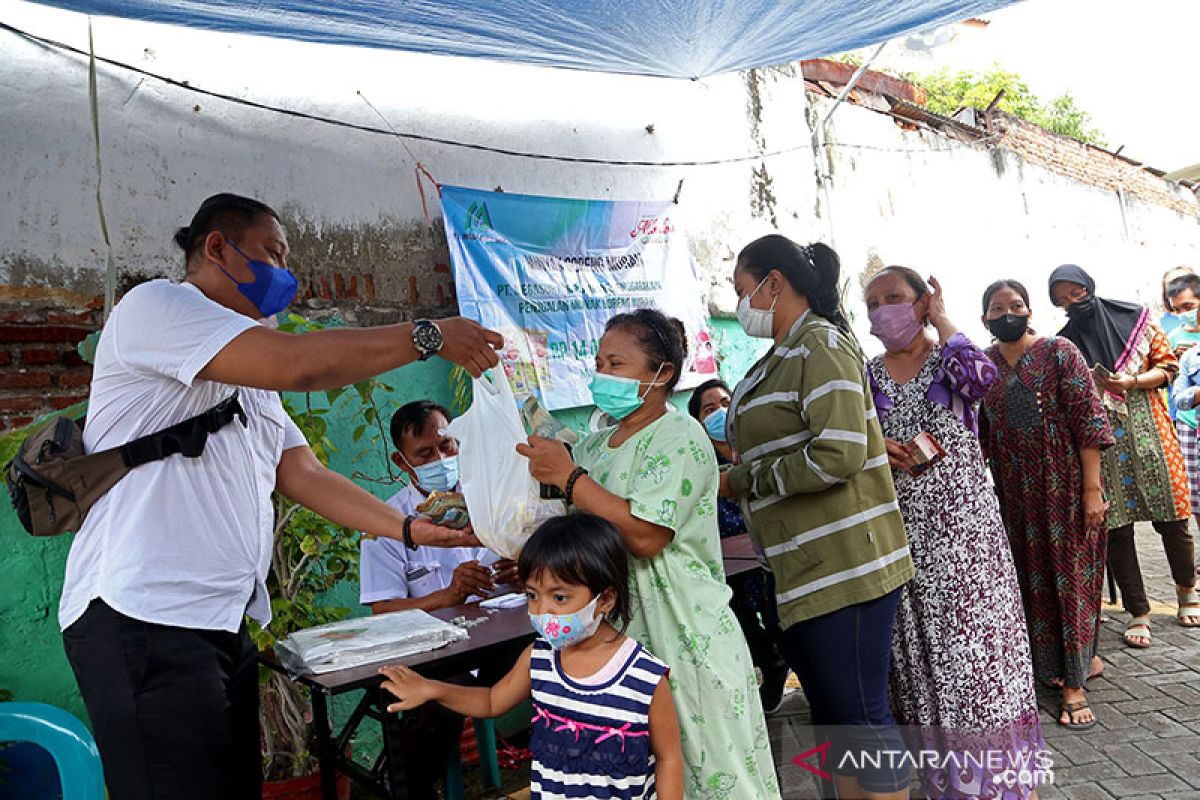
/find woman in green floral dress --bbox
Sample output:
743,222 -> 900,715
519,309 -> 780,800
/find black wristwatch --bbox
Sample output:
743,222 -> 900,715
411,319 -> 444,361
403,514 -> 419,551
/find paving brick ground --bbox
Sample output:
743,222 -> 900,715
419,524 -> 1200,799
769,522 -> 1200,799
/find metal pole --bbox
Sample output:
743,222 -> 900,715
813,42 -> 887,248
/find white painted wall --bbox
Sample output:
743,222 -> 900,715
0,1 -> 801,307
809,95 -> 1200,353
2,0 -> 1198,348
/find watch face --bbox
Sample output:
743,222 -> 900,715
414,321 -> 443,355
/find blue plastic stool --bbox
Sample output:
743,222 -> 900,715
443,718 -> 502,799
0,702 -> 105,800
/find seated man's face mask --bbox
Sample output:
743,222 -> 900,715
401,452 -> 460,493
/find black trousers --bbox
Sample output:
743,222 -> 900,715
1108,520 -> 1195,618
63,600 -> 260,800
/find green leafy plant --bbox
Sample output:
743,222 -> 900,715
448,365 -> 473,415
913,66 -> 1107,146
251,314 -> 398,782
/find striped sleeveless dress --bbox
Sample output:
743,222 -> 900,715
529,637 -> 669,800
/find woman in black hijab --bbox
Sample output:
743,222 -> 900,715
1050,265 -> 1197,649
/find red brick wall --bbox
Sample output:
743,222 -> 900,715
0,304 -> 100,431
994,113 -> 1199,217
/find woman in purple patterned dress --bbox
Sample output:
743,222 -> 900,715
864,268 -> 1043,800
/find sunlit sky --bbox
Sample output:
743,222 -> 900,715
864,0 -> 1200,172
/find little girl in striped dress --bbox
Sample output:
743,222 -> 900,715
381,512 -> 683,799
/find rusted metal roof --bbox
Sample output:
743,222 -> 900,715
800,59 -> 927,105
886,97 -> 986,139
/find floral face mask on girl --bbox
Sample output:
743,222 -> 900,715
529,595 -> 604,650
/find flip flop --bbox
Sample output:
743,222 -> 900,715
1124,621 -> 1152,649
1059,700 -> 1098,731
1177,591 -> 1200,628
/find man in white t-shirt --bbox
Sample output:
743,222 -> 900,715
59,193 -> 502,800
360,400 -> 519,613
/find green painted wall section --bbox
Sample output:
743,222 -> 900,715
0,407 -> 88,722
0,317 -> 766,727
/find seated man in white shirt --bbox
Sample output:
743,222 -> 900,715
359,401 -> 520,797
360,400 -> 519,613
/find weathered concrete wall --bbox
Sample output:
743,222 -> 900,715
808,95 -> 1200,350
0,2 -> 811,320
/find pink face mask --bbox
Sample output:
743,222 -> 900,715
869,303 -> 924,351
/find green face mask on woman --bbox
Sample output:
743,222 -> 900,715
588,364 -> 665,420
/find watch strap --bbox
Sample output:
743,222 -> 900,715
403,514 -> 419,550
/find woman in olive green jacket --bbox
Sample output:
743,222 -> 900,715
719,234 -> 914,800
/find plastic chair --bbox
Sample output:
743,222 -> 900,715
0,702 -> 105,800
444,718 -> 501,799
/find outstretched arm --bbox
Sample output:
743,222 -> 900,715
198,317 -> 503,391
380,645 -> 533,718
276,446 -> 479,548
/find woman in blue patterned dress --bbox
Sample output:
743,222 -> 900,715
687,378 -> 789,715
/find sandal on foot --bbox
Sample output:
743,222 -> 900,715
1124,621 -> 1152,649
1177,591 -> 1200,628
1059,700 -> 1098,731
1043,662 -> 1105,689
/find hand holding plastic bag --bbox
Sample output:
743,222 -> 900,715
446,372 -> 565,559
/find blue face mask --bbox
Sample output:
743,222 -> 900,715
589,364 -> 665,421
529,595 -> 603,650
214,242 -> 299,318
703,407 -> 728,442
409,455 -> 460,494
1180,309 -> 1199,328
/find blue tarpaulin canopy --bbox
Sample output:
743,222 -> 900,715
28,0 -> 1019,79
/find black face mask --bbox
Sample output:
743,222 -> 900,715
988,313 -> 1029,343
1065,296 -> 1096,320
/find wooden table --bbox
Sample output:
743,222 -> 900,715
262,542 -> 765,799
260,599 -> 534,800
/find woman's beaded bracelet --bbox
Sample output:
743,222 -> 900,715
564,466 -> 589,505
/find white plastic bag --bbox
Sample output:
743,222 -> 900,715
447,372 -> 565,559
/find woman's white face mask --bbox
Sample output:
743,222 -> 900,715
737,276 -> 776,339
